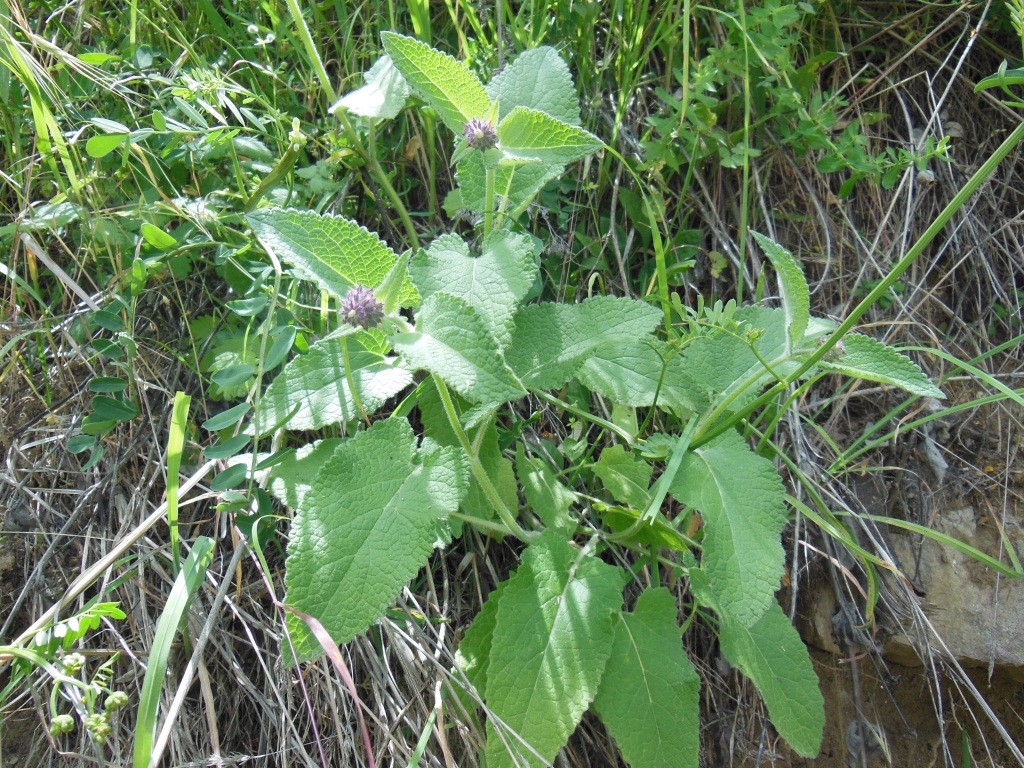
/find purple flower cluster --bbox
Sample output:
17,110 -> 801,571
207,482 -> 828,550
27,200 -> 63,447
341,284 -> 384,329
463,118 -> 498,151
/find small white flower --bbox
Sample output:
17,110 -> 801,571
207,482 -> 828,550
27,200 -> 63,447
247,23 -> 259,35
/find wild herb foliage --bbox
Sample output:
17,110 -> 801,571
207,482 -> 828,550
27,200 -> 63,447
226,35 -> 944,768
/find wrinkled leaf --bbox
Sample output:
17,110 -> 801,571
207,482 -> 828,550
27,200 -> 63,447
283,419 -> 466,663
332,54 -> 410,119
485,531 -> 624,768
507,296 -> 662,389
247,208 -> 417,305
255,337 -> 414,436
392,293 -> 525,405
669,430 -> 787,626
592,588 -> 700,768
381,32 -> 492,133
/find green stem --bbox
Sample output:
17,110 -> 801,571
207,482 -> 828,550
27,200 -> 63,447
483,165 -> 496,237
431,375 -> 533,541
735,0 -> 752,303
694,118 -> 1024,449
340,334 -> 370,426
532,389 -> 637,445
449,510 -> 515,536
333,111 -> 420,250
284,0 -> 337,103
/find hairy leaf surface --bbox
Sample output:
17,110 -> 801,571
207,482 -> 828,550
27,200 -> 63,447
752,232 -> 809,349
332,54 -> 409,119
454,579 -> 509,702
255,337 -> 413,436
485,532 -> 624,768
819,333 -> 944,398
266,439 -> 343,510
284,419 -> 466,663
669,430 -> 786,626
409,230 -> 536,346
507,297 -> 662,389
593,444 -> 652,509
487,46 -> 581,125
718,601 -> 824,757
578,338 -> 706,412
455,151 -> 563,216
497,106 -> 602,165
676,306 -> 790,412
381,32 -> 491,133
516,446 -> 575,533
592,588 -> 700,768
247,208 -> 417,305
392,293 -> 525,405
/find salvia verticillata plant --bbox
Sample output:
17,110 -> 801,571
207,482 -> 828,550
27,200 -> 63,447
216,33 -> 953,768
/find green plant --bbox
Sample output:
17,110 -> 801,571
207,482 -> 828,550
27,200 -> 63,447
197,34 -> 1005,768
0,603 -> 129,748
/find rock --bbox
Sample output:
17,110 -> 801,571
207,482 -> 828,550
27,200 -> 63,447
882,505 -> 1024,677
798,504 -> 1024,679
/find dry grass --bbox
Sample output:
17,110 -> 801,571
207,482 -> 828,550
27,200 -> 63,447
2,2 -> 1023,767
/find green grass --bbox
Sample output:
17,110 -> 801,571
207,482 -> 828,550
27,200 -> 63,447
2,1 -> 1024,766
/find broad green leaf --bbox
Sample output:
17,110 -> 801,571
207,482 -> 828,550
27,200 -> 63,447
381,32 -> 492,133
507,296 -> 662,389
86,132 -> 127,158
331,54 -> 409,120
593,445 -> 652,509
140,222 -> 178,249
284,419 -> 467,663
598,505 -> 692,551
408,230 -> 537,346
497,106 -> 603,165
668,430 -> 787,626
818,333 -> 944,399
516,445 -> 575,533
455,150 -> 564,216
91,395 -> 138,421
578,338 -> 706,412
254,337 -> 414,436
392,293 -> 525,405
454,578 -> 510,703
676,306 -> 790,412
266,439 -> 343,510
485,532 -> 624,768
246,208 -> 417,305
203,402 -> 251,432
717,600 -> 824,757
751,232 -> 809,349
592,588 -> 700,768
417,384 -> 517,525
486,46 -> 581,125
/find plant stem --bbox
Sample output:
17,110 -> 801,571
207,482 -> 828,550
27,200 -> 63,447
532,389 -> 637,445
694,118 -> 1024,449
339,334 -> 370,426
339,112 -> 419,249
284,0 -> 337,103
483,165 -> 496,236
431,375 -> 533,540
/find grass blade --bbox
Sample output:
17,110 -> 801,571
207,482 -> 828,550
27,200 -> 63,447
134,536 -> 215,768
166,392 -> 191,575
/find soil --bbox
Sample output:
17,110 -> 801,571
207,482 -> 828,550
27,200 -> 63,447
793,648 -> 1024,768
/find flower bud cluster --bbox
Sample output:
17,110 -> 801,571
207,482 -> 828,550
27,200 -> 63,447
463,118 -> 498,151
341,284 -> 385,329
